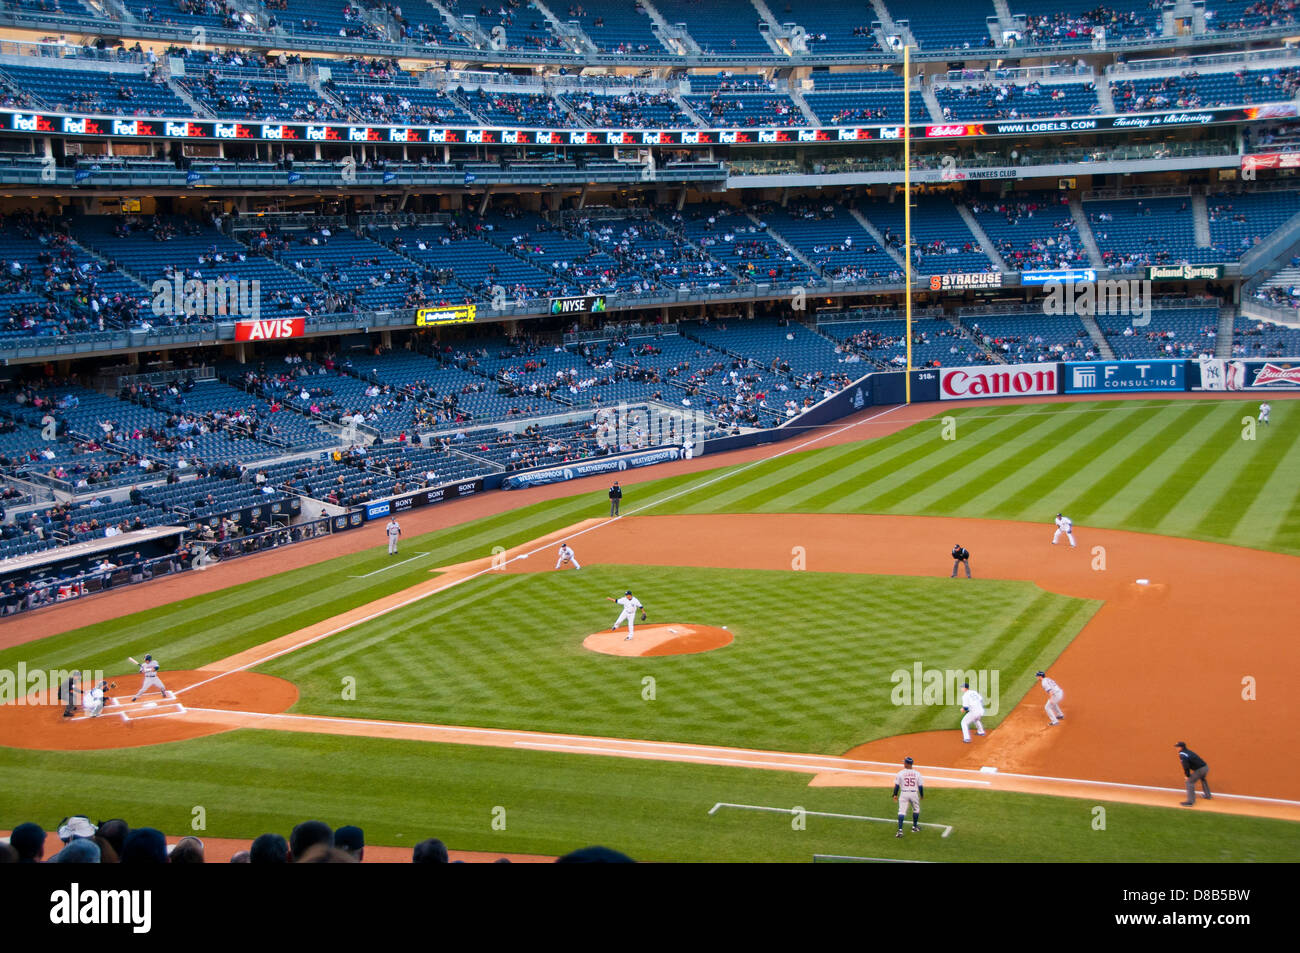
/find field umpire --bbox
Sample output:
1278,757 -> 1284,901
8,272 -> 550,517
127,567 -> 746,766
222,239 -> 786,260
1176,741 -> 1211,805
950,544 -> 971,579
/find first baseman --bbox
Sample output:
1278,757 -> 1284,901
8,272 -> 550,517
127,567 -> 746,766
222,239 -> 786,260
606,590 -> 645,640
555,542 -> 581,570
892,756 -> 924,837
1259,402 -> 1271,426
1036,670 -> 1065,725
386,516 -> 401,555
131,654 -> 171,701
959,681 -> 986,742
1052,513 -> 1076,547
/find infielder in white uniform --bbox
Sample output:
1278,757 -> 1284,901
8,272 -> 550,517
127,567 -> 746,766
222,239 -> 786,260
555,542 -> 581,570
1052,513 -> 1076,548
959,681 -> 986,742
606,590 -> 645,640
1036,670 -> 1065,725
1259,402 -> 1271,426
892,756 -> 924,837
386,517 -> 401,555
131,654 -> 171,701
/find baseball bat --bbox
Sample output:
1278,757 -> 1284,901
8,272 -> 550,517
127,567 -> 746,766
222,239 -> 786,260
128,656 -> 139,666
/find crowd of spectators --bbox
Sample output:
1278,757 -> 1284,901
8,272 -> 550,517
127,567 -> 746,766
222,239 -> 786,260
1,815 -> 633,863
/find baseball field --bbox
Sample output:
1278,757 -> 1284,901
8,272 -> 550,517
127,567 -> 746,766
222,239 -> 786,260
3,395 -> 1299,862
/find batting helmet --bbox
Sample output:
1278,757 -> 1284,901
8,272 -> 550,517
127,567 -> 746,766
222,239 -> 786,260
144,654 -> 152,661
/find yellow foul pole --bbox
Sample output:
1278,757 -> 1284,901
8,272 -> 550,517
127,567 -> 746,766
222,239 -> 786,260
903,44 -> 913,404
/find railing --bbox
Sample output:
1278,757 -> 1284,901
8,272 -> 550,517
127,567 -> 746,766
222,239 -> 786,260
0,517 -> 335,615
1106,45 -> 1300,77
563,322 -> 679,345
117,366 -> 215,391
937,63 -> 1093,85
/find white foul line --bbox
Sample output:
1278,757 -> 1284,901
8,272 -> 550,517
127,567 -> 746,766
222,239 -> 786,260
708,802 -> 954,838
348,552 -> 431,577
814,854 -> 935,863
177,403 -> 907,696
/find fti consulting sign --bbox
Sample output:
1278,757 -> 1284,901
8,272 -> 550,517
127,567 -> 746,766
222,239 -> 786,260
1064,360 -> 1185,393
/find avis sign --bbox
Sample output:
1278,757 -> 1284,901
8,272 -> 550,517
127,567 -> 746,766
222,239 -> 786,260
234,317 -> 305,341
940,362 -> 1058,401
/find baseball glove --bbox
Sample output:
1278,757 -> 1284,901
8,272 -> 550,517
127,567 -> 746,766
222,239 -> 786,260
640,611 -> 647,622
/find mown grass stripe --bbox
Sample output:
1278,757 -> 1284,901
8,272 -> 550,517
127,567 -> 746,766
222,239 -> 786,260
922,404 -> 1121,516
980,404 -> 1149,520
1123,406 -> 1246,532
804,409 -> 1047,513
1188,405 -> 1300,541
1061,402 -> 1209,521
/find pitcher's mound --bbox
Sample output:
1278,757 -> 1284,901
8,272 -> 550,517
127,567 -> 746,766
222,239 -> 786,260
583,624 -> 733,657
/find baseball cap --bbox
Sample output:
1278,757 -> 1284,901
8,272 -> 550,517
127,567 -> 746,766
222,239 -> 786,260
1175,741 -> 1187,748
904,757 -> 913,765
1036,671 -> 1046,677
334,825 -> 365,853
625,590 -> 632,595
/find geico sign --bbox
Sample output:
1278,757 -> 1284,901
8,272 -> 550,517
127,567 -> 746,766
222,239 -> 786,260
940,363 -> 1057,400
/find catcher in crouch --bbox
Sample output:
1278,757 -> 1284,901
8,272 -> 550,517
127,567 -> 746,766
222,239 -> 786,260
606,590 -> 646,641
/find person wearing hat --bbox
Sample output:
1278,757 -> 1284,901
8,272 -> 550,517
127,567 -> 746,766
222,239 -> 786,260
56,815 -> 97,845
59,672 -> 81,718
334,825 -> 365,862
606,589 -> 645,641
1036,670 -> 1065,726
608,480 -> 622,517
892,756 -> 925,837
950,543 -> 971,578
1176,742 -> 1211,805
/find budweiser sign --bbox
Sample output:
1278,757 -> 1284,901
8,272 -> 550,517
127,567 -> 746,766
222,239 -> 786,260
1252,362 -> 1300,387
940,363 -> 1058,401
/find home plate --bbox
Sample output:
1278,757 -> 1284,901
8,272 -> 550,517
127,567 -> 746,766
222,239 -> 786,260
142,702 -> 158,709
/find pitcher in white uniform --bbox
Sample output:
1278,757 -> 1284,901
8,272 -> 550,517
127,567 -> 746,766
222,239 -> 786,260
606,590 -> 644,641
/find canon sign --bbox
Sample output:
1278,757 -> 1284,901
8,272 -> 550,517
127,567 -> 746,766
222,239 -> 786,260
940,363 -> 1058,401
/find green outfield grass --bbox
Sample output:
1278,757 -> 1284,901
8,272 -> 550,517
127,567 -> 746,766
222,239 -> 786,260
255,566 -> 1097,753
3,396 -> 1297,862
638,399 -> 1300,555
0,731 -> 1289,862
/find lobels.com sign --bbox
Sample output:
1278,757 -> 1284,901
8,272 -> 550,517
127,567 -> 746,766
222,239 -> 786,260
502,447 -> 681,490
940,362 -> 1058,400
361,478 -> 484,520
1064,360 -> 1184,393
550,295 -> 608,315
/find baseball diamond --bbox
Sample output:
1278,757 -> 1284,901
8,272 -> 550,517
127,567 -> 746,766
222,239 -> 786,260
1,2 -> 1300,899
